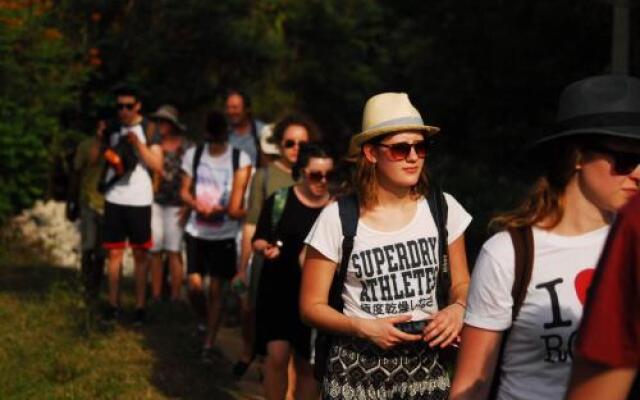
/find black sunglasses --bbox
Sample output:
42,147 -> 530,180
584,145 -> 640,175
307,170 -> 334,183
116,102 -> 136,110
282,139 -> 307,149
375,140 -> 430,161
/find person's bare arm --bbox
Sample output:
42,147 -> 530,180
566,358 -> 637,400
300,246 -> 422,350
232,223 -> 256,286
423,234 -> 470,348
298,246 -> 307,269
180,175 -> 197,210
227,165 -> 252,219
128,132 -> 163,173
449,325 -> 503,400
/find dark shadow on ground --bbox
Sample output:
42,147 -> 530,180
0,262 -> 79,299
139,298 -> 264,400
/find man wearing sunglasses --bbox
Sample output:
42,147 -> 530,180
101,86 -> 163,325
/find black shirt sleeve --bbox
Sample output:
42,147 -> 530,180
253,193 -> 275,243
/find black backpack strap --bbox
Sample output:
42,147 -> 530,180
191,144 -> 205,196
232,147 -> 241,172
328,194 -> 359,311
508,226 -> 534,320
427,183 -> 450,310
490,225 -> 535,398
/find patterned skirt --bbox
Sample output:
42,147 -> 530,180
321,336 -> 450,400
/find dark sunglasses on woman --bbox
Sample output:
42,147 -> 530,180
375,140 -> 431,161
282,139 -> 307,149
306,170 -> 334,183
585,145 -> 640,175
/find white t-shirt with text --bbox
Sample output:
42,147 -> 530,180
104,124 -> 156,206
305,194 -> 472,321
181,145 -> 251,241
465,226 -> 609,400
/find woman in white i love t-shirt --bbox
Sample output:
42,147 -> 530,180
450,75 -> 640,400
302,93 -> 472,400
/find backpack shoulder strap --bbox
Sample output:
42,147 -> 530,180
191,144 -> 205,196
427,183 -> 450,310
141,117 -> 159,143
328,194 -> 359,311
490,225 -> 535,397
508,225 -> 535,320
270,186 -> 289,236
231,147 -> 241,172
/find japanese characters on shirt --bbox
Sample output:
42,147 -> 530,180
181,145 -> 251,240
305,194 -> 472,321
105,124 -> 159,206
465,226 -> 608,400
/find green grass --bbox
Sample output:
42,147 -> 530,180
0,232 -> 262,399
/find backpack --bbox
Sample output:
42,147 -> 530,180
97,118 -> 156,193
488,226 -> 534,399
313,184 -> 450,380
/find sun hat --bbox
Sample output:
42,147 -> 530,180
534,75 -> 640,147
259,123 -> 280,155
348,92 -> 440,157
149,104 -> 186,132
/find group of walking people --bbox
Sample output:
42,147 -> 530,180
69,74 -> 640,400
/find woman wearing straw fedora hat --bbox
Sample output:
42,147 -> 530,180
148,104 -> 191,302
450,75 -> 640,400
302,92 -> 473,399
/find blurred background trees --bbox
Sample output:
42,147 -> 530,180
1,0 -> 634,256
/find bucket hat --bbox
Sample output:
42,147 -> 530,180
348,92 -> 440,157
149,104 -> 186,132
535,75 -> 640,147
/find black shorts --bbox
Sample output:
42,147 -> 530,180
185,234 -> 236,280
103,202 -> 152,249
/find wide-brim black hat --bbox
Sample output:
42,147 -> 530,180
534,75 -> 640,148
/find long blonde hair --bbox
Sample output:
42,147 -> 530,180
490,141 -> 581,231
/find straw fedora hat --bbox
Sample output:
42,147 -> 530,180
534,75 -> 640,147
149,104 -> 186,132
348,92 -> 440,157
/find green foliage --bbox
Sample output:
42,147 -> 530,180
1,0 -> 627,254
0,3 -> 87,222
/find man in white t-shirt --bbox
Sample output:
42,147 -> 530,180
102,86 -> 163,325
180,111 -> 252,362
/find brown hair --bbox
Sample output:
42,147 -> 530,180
490,141 -> 582,231
271,113 -> 321,144
353,134 -> 430,210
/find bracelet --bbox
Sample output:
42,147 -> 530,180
454,301 -> 467,310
